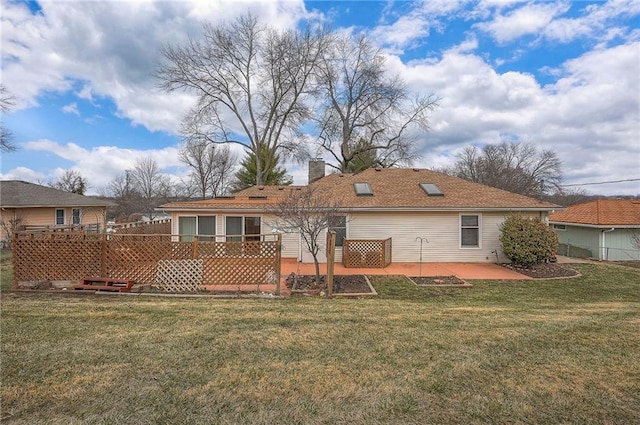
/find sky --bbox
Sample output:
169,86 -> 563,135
1,0 -> 639,196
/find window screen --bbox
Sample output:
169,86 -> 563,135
461,215 -> 479,247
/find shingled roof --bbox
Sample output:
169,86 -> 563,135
549,199 -> 640,227
0,180 -> 117,208
161,168 -> 559,211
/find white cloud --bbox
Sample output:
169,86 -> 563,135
21,139 -> 184,193
61,102 -> 80,116
387,40 -> 639,194
476,2 -> 571,43
0,0 -> 309,134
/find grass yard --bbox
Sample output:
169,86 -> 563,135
1,256 -> 639,424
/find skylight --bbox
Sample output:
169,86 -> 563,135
354,182 -> 373,196
419,183 -> 444,196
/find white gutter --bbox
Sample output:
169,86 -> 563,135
601,228 -> 615,260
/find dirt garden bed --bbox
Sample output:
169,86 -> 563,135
501,263 -> 580,279
286,274 -> 376,296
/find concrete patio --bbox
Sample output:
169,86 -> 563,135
280,258 -> 530,280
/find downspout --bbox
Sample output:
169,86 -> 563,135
601,228 -> 615,261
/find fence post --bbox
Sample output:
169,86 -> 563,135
275,233 -> 282,296
192,236 -> 199,259
326,230 -> 336,297
100,233 -> 107,277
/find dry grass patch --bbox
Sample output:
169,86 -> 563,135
1,263 -> 639,424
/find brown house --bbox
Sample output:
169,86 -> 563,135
0,180 -> 117,243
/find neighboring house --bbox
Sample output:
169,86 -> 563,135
159,165 -> 559,264
549,199 -> 640,261
0,180 -> 117,242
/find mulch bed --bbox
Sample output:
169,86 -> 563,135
286,274 -> 373,294
410,275 -> 471,286
502,263 -> 580,278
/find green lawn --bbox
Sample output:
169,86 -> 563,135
1,256 -> 639,424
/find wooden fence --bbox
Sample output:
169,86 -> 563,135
109,219 -> 171,235
13,231 -> 281,294
342,238 -> 392,268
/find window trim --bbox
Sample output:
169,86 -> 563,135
460,213 -> 481,249
55,209 -> 65,226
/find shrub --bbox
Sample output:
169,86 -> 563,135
500,215 -> 559,267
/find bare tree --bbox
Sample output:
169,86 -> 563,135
447,141 -> 562,197
1,85 -> 17,153
157,13 -> 328,186
314,34 -> 439,173
544,187 -> 595,206
52,170 -> 88,195
104,171 -> 141,221
130,158 -> 172,220
0,210 -> 25,248
179,141 -> 237,198
268,186 -> 346,286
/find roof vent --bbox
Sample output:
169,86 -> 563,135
354,182 -> 373,196
413,168 -> 420,172
375,167 -> 382,172
419,183 -> 444,196
248,195 -> 267,199
215,195 -> 235,199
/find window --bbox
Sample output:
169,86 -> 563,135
460,214 -> 480,248
198,216 -> 216,241
226,216 -> 261,242
178,216 -> 216,242
419,183 -> 444,196
329,216 -> 347,247
354,182 -> 373,196
178,217 -> 196,242
55,209 -> 65,225
72,208 -> 81,225
553,224 -> 566,231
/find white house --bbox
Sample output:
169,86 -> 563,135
159,166 -> 560,264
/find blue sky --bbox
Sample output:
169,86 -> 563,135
1,0 -> 639,196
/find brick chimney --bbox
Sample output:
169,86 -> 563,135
308,159 -> 326,183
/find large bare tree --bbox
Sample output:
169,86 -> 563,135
314,34 -> 439,173
448,141 -> 563,197
179,141 -> 237,198
130,158 -> 172,220
104,171 -> 140,221
157,13 -> 327,186
1,85 -> 17,153
268,186 -> 345,286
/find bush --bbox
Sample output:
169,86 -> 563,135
500,215 -> 559,267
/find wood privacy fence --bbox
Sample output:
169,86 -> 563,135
342,238 -> 392,268
110,219 -> 171,235
13,231 -> 282,294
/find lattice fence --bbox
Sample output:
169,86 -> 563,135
342,238 -> 392,268
13,231 -> 281,293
